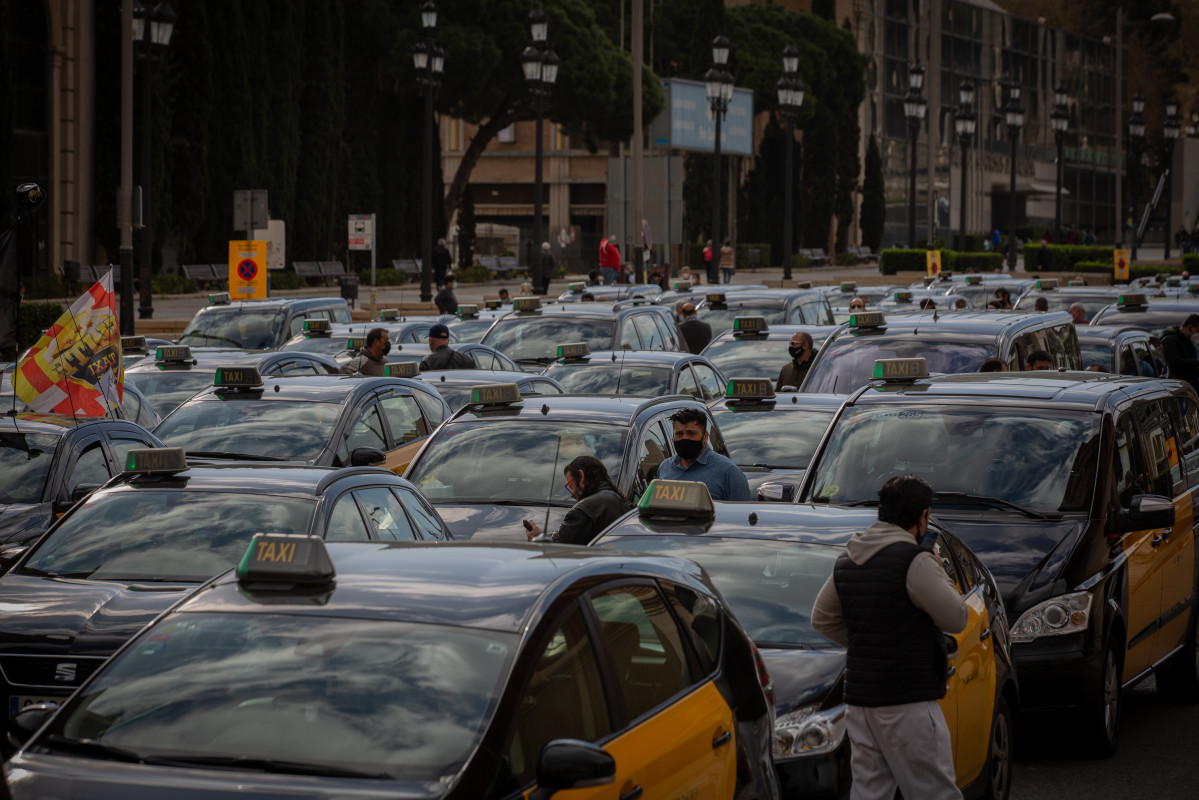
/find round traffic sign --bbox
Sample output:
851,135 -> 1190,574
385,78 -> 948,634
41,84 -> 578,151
238,259 -> 258,281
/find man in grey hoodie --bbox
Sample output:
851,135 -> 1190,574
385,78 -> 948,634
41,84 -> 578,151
812,475 -> 968,800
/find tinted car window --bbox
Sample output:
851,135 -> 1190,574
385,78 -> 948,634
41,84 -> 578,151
805,338 -> 993,394
156,400 -> 337,461
380,394 -> 429,445
67,442 -> 111,495
347,405 -> 387,452
484,318 -> 616,362
394,486 -> 448,540
179,309 -> 284,350
0,431 -> 59,503
357,486 -> 418,540
326,494 -> 373,541
128,372 -> 217,417
631,314 -> 664,350
710,406 -> 836,469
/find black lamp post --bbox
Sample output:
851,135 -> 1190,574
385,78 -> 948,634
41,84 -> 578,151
132,1 -> 174,320
413,1 -> 444,303
1128,92 -> 1146,262
522,4 -> 559,295
903,63 -> 926,249
1163,96 -> 1180,259
1051,83 -> 1069,243
777,44 -> 804,281
705,34 -> 733,285
1003,76 -> 1025,270
954,79 -> 975,252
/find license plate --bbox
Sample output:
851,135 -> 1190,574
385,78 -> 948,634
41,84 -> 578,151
9,695 -> 60,719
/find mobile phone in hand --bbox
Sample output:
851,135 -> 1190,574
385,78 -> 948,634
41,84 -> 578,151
523,520 -> 534,531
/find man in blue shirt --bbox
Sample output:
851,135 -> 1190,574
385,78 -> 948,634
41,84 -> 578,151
657,408 -> 751,501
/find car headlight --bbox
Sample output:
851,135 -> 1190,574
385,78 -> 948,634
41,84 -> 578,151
773,703 -> 846,760
1010,590 -> 1091,643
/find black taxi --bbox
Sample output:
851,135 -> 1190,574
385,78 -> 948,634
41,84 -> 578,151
1012,280 -> 1128,322
1076,325 -> 1167,376
405,385 -> 731,540
153,368 -> 451,474
0,415 -> 164,567
177,295 -> 352,350
1088,292 -> 1199,333
797,360 -> 1199,754
442,301 -> 509,342
7,536 -> 780,800
594,480 -> 1017,799
696,289 -> 835,337
801,310 -> 1081,394
0,449 -> 450,735
699,317 -> 836,384
419,369 -> 565,411
542,343 -> 727,400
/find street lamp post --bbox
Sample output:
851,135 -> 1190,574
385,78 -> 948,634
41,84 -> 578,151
1163,97 -> 1180,260
413,1 -> 443,303
1003,76 -> 1025,270
1128,92 -> 1146,262
705,34 -> 733,286
954,79 -> 975,252
132,1 -> 175,320
777,44 -> 803,281
1051,83 -> 1070,243
522,4 -> 559,295
903,63 -> 926,249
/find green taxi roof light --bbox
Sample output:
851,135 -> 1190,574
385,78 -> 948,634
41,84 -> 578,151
965,275 -> 982,285
209,292 -> 231,306
732,316 -> 768,333
236,533 -> 335,586
725,377 -> 775,400
1188,284 -> 1199,295
672,280 -> 692,291
1118,293 -> 1147,307
637,479 -> 715,519
214,366 -> 264,388
156,345 -> 192,363
123,447 -> 188,475
1036,279 -> 1058,291
485,299 -> 502,309
514,296 -> 542,313
849,311 -> 885,328
706,292 -> 726,303
383,362 -> 418,378
303,319 -> 332,333
893,291 -> 912,303
346,337 -> 367,351
457,303 -> 478,317
872,358 -> 929,382
556,342 -> 591,359
840,282 -> 857,292
566,282 -> 587,294
470,383 -> 523,406
378,308 -> 400,320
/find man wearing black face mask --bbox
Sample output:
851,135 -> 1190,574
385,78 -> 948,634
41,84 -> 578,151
339,327 -> 390,376
776,331 -> 814,391
656,408 -> 751,501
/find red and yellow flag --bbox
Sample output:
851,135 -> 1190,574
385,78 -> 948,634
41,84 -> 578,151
13,270 -> 123,416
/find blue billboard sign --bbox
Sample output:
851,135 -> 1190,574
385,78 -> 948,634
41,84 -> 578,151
651,78 -> 754,156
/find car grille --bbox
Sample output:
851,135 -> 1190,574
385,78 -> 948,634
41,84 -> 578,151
0,655 -> 108,689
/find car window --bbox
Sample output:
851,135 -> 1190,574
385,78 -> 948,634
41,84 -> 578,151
631,314 -> 664,350
1130,341 -> 1156,378
617,320 -> 642,350
326,493 -> 373,541
1118,345 -> 1138,376
412,389 -> 447,429
394,486 -> 448,540
1136,400 -> 1183,494
661,582 -> 721,677
380,394 -> 429,446
934,535 -> 968,592
279,361 -> 323,376
507,604 -> 611,787
356,487 -> 417,540
66,441 -> 111,496
1113,413 -> 1151,506
674,365 -> 701,398
118,390 -> 143,425
473,350 -> 498,370
526,380 -> 563,396
288,315 -> 309,337
347,404 -> 387,452
108,435 -> 157,473
1174,394 -> 1199,485
635,420 -> 671,500
590,583 -> 695,720
651,313 -> 678,349
691,362 -> 724,401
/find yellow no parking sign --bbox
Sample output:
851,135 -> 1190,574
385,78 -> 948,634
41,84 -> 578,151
228,240 -> 268,300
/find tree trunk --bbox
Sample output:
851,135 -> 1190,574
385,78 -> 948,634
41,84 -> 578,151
443,97 -> 517,226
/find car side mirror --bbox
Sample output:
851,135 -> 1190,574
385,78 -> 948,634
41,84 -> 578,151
1117,494 -> 1175,534
8,702 -> 59,750
529,739 -> 616,800
757,482 -> 795,503
0,545 -> 29,575
349,447 -> 387,467
53,483 -> 100,515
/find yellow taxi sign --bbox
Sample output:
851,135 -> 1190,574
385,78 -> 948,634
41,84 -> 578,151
484,299 -> 503,310
840,281 -> 857,292
214,366 -> 264,388
567,282 -> 587,295
638,479 -> 715,519
123,447 -> 188,475
236,533 -> 335,586
156,346 -> 192,363
383,362 -> 419,378
732,316 -> 768,334
1035,279 -> 1058,291
672,280 -> 692,292
1117,292 -> 1147,308
303,319 -> 332,333
457,304 -> 478,318
514,296 -> 541,313
346,337 -> 367,351
706,292 -> 726,303
470,383 -> 522,406
725,378 -> 775,400
892,290 -> 913,303
849,311 -> 886,328
378,308 -> 401,321
872,358 -> 929,381
121,335 -> 148,352
556,342 -> 591,359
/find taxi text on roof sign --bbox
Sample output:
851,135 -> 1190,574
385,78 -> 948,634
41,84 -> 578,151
725,377 -> 775,400
556,342 -> 591,359
121,335 -> 147,352
1118,292 -> 1147,308
208,292 -> 231,306
303,319 -> 331,333
383,362 -> 419,378
214,366 -> 264,388
672,280 -> 692,291
123,447 -> 188,475
457,304 -> 478,317
346,337 -> 367,351
156,346 -> 192,362
732,316 -> 768,334
872,358 -> 929,381
485,299 -> 503,309
840,281 -> 857,292
514,296 -> 541,312
849,310 -> 885,328
1035,279 -> 1058,291
706,292 -> 726,303
470,383 -> 522,405
965,275 -> 982,285
796,280 -> 812,289
638,479 -> 715,519
236,533 -> 335,586
893,290 -> 912,303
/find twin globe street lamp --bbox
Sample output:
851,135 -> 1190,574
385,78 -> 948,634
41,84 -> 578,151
954,80 -> 975,251
413,1 -> 445,303
1003,76 -> 1025,270
777,44 -> 804,281
1051,83 -> 1070,243
705,35 -> 734,285
902,63 -> 926,249
521,5 -> 559,294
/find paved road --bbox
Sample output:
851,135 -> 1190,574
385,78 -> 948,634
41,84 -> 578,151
1011,676 -> 1199,799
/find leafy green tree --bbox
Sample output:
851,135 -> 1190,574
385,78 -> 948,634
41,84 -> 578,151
457,182 -> 476,271
860,135 -> 885,252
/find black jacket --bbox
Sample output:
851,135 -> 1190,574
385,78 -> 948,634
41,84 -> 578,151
420,345 -> 478,371
433,245 -> 453,277
552,487 -> 631,545
679,317 -> 713,354
435,286 -> 459,314
1161,325 -> 1199,391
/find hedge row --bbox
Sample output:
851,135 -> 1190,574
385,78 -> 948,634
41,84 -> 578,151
1020,244 -> 1113,270
1069,261 -> 1185,280
0,301 -> 67,360
878,249 -> 1004,275
1183,254 -> 1199,272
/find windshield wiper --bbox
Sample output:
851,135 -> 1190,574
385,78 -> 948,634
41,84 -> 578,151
42,735 -> 146,763
143,754 -> 394,779
178,333 -> 243,348
21,568 -> 96,579
932,491 -> 1054,520
186,451 -> 288,461
838,499 -> 879,507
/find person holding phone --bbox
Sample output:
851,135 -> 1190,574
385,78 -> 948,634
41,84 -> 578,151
524,455 -> 630,545
811,475 -> 968,800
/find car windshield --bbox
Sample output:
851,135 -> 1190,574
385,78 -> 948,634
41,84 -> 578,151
804,338 -> 994,394
809,405 -> 1100,513
179,309 -> 284,350
45,612 -> 514,782
431,385 -> 478,412
0,432 -> 60,504
125,371 -> 218,417
1014,293 -> 1114,319
699,303 -> 787,336
22,491 -> 315,581
710,406 -> 836,469
410,420 -> 627,505
1079,343 -> 1113,372
596,535 -> 840,648
544,363 -> 674,396
281,335 -> 353,358
447,318 -> 497,343
155,399 -> 340,461
702,337 -> 791,381
483,317 -> 615,362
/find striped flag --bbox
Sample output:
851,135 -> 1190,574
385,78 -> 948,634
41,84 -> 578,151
13,270 -> 123,416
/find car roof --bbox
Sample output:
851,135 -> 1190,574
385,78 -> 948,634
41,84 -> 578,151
1074,325 -> 1154,345
184,374 -> 432,404
548,350 -> 700,368
199,297 -> 346,313
179,541 -> 709,631
126,347 -> 329,373
447,393 -> 699,425
604,501 -> 881,546
420,369 -> 549,385
706,324 -> 837,344
102,464 -> 400,498
849,370 -> 1180,409
699,289 -> 824,303
828,310 -> 1072,342
710,391 -> 845,412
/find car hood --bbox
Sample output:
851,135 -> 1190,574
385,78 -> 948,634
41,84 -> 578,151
759,647 -> 844,716
0,573 -> 197,655
432,503 -> 569,542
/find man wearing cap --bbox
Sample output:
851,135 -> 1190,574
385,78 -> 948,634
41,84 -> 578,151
678,302 -> 712,353
812,475 -> 968,800
599,234 -> 621,286
420,324 -> 477,371
776,331 -> 814,391
433,238 -> 453,289
434,274 -> 460,315
339,328 -> 390,377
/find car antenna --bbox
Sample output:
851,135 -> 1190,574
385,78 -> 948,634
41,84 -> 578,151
614,348 -> 627,395
544,433 -> 564,532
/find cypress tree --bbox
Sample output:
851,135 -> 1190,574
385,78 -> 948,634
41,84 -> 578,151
457,182 -> 476,271
860,135 -> 885,252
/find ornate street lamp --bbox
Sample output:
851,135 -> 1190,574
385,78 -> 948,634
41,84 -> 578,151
1051,83 -> 1070,243
903,63 -> 926,249
1128,92 -> 1146,262
414,1 -> 443,302
1003,76 -> 1025,269
954,79 -> 976,252
706,35 -> 734,285
1163,97 -> 1180,259
524,4 -> 558,294
777,44 -> 803,280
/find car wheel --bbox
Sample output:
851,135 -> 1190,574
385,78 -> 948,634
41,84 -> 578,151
982,696 -> 1012,800
1156,603 -> 1199,703
1082,646 -> 1121,758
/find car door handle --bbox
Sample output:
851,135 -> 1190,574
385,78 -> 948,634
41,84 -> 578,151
620,785 -> 644,800
1152,534 -> 1164,547
712,730 -> 732,749
980,627 -> 991,642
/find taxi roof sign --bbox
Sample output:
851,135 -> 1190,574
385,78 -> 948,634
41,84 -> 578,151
849,311 -> 886,328
208,292 -> 231,306
457,303 -> 479,317
156,345 -> 192,363
121,335 -> 148,352
470,383 -> 523,406
965,275 -> 982,285
378,308 -> 401,321
566,282 -> 587,294
1188,284 -> 1199,295
1069,279 -> 1087,287
732,316 -> 769,334
672,280 -> 692,292
840,281 -> 857,292
725,377 -> 775,401
514,296 -> 541,313
638,479 -> 715,519
383,362 -> 419,378
214,365 -> 264,388
556,342 -> 591,360
303,319 -> 332,334
236,533 -> 335,586
346,336 -> 367,351
892,290 -> 913,303
706,292 -> 726,303
123,447 -> 188,475
484,299 -> 503,310
795,280 -> 813,289
872,358 -> 929,382
1035,279 -> 1058,291
1117,292 -> 1148,308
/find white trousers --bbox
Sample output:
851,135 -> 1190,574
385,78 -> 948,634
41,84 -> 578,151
847,700 -> 962,800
